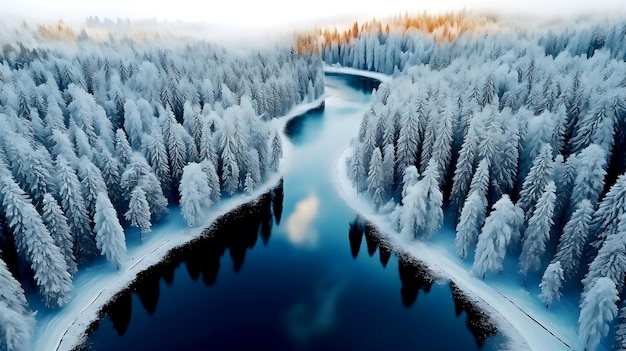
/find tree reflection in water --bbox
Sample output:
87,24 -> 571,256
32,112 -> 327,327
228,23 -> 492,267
348,215 -> 497,345
97,180 -> 284,337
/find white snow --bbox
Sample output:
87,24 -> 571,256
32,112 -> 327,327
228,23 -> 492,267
324,66 -> 591,351
335,144 -> 587,351
31,95 -> 326,351
323,64 -> 392,83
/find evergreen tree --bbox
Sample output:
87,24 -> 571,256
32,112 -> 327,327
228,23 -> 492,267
78,158 -> 107,218
553,199 -> 594,278
578,277 -> 619,351
570,144 -> 607,212
519,181 -> 556,278
270,130 -> 282,172
40,193 -> 77,275
538,261 -> 564,309
94,192 -> 126,268
583,212 -> 626,296
590,173 -> 626,249
114,128 -> 133,168
395,107 -> 421,177
180,163 -> 212,227
451,124 -> 479,211
0,173 -> 72,307
381,144 -> 395,199
0,257 -> 34,351
472,195 -> 519,278
200,160 -> 221,203
400,159 -> 443,240
55,156 -> 96,262
125,187 -> 152,236
366,147 -> 385,209
518,143 -> 554,217
455,191 -> 487,260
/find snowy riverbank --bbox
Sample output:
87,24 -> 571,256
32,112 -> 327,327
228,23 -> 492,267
335,143 -> 584,351
31,95 -> 326,351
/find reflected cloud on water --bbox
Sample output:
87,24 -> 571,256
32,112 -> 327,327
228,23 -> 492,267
283,272 -> 349,344
285,193 -> 319,247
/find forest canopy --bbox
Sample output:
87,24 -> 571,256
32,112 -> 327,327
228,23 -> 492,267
0,24 -> 324,350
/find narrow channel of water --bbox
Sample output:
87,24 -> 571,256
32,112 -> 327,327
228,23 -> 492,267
82,73 -> 505,350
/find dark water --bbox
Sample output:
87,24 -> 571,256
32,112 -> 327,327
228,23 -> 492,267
82,74 -> 505,351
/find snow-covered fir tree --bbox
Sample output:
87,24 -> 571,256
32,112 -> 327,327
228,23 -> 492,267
94,192 -> 126,269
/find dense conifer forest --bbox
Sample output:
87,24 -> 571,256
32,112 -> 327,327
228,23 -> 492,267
0,24 -> 324,350
310,15 -> 626,350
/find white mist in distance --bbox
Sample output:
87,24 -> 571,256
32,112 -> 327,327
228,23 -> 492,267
4,0 -> 626,27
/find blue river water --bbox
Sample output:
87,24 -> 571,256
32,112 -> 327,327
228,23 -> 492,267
82,73 -> 505,350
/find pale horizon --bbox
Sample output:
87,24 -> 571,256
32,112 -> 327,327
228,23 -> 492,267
4,0 -> 626,28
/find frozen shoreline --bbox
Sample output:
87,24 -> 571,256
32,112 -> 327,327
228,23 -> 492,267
31,95 -> 326,351
325,65 -> 586,351
335,144 -> 583,351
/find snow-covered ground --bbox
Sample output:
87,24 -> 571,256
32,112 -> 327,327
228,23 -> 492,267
335,143 -> 585,351
324,64 -> 392,83
31,95 -> 326,351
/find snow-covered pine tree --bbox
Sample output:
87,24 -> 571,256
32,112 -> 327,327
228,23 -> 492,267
569,144 -> 607,212
40,193 -> 77,275
94,192 -> 126,268
582,211 -> 626,296
590,173 -> 626,250
450,123 -> 479,213
578,277 -> 619,351
120,155 -> 169,219
518,143 -> 554,217
270,130 -> 282,173
538,261 -> 564,309
125,186 -> 152,236
472,195 -> 519,279
552,199 -> 594,279
366,147 -> 385,209
0,173 -> 72,307
0,257 -> 34,351
400,159 -> 443,240
142,126 -> 172,198
78,158 -> 107,218
455,158 -> 490,260
55,155 -> 96,262
430,100 -> 455,185
519,181 -> 556,278
381,143 -> 395,200
179,162 -> 212,227
200,160 -> 221,203
114,128 -> 133,168
455,191 -> 487,260
395,102 -> 422,177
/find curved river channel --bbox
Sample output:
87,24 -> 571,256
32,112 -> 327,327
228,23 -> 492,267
82,73 -> 506,350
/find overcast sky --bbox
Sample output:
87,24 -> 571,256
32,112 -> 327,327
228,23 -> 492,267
4,0 -> 626,27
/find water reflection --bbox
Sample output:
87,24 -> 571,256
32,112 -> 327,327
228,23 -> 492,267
284,273 -> 348,344
348,217 -> 364,259
351,215 -> 497,344
97,181 -> 283,337
325,72 -> 380,94
284,104 -> 325,144
285,193 -> 319,247
450,282 -> 498,347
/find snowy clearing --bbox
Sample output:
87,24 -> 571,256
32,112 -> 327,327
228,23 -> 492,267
31,95 -> 326,351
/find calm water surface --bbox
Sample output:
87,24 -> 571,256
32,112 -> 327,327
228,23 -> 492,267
83,74 -> 505,350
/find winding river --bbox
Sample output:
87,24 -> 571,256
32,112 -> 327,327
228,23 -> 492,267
81,73 -> 506,350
